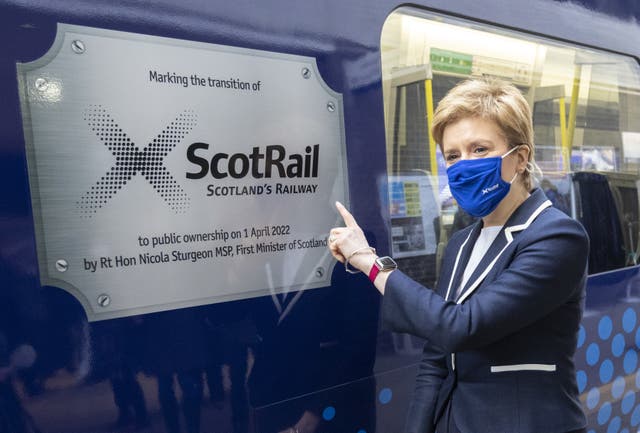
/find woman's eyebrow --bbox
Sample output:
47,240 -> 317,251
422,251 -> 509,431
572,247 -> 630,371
444,140 -> 492,153
468,139 -> 494,146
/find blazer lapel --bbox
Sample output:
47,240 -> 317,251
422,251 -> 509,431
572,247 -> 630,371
454,189 -> 553,304
444,222 -> 481,301
455,227 -> 509,303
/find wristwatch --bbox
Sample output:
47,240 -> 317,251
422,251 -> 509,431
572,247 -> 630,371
368,256 -> 397,282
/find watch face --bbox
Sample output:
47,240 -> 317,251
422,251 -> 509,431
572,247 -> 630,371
376,256 -> 397,271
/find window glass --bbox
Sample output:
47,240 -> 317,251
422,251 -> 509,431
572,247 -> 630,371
381,8 -> 640,279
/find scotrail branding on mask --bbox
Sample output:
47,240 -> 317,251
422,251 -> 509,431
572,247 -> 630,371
447,147 -> 518,218
482,183 -> 500,195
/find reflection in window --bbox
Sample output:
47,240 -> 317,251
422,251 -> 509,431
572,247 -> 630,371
381,8 -> 640,278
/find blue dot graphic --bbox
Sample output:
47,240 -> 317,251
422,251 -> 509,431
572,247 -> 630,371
622,392 -> 635,414
624,350 -> 638,375
612,334 -> 625,357
631,404 -> 640,426
576,370 -> 587,393
378,388 -> 392,404
322,406 -> 335,421
598,402 -> 612,425
587,387 -> 600,410
607,416 -> 621,433
578,325 -> 586,348
600,359 -> 614,383
587,343 -> 601,366
612,376 -> 626,399
621,429 -> 630,433
624,308 -> 637,333
600,316 -> 613,340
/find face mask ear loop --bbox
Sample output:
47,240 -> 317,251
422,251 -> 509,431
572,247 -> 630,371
501,145 -> 520,159
503,145 -> 521,184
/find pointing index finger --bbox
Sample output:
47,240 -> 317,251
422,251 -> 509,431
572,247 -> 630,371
335,201 -> 358,227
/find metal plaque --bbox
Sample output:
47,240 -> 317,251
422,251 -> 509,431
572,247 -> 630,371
18,24 -> 348,321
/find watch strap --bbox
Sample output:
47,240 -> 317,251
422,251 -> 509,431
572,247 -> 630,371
368,262 -> 380,282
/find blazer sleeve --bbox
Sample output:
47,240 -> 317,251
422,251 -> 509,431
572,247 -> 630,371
382,217 -> 588,353
404,342 -> 448,433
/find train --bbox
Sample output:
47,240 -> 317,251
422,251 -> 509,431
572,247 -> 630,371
1,0 -> 640,432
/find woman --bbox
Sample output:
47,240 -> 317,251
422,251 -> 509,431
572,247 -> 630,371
329,79 -> 588,433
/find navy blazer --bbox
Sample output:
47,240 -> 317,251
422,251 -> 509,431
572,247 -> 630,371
382,188 -> 588,433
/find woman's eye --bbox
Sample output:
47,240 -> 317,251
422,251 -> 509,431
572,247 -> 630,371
446,154 -> 459,162
473,147 -> 487,154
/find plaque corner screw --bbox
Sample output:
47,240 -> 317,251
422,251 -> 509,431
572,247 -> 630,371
55,259 -> 68,273
301,67 -> 311,79
326,101 -> 336,112
35,77 -> 48,92
97,294 -> 111,308
71,39 -> 85,54
315,267 -> 325,278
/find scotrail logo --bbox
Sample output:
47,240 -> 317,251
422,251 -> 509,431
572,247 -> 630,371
482,183 -> 500,195
77,105 -> 196,217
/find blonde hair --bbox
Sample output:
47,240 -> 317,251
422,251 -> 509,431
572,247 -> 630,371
432,79 -> 538,190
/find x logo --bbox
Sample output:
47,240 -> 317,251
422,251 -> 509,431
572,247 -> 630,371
77,105 -> 197,216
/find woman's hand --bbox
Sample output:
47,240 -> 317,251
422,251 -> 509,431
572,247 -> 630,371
329,202 -> 376,273
329,201 -> 392,294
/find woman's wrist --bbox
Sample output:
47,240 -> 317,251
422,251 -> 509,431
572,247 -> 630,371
349,250 -> 377,273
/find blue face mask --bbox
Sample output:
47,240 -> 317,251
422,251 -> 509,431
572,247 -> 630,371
446,146 -> 519,218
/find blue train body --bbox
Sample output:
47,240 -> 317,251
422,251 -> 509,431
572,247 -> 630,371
1,1 -> 640,432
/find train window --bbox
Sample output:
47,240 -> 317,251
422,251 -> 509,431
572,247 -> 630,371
380,8 -> 640,278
